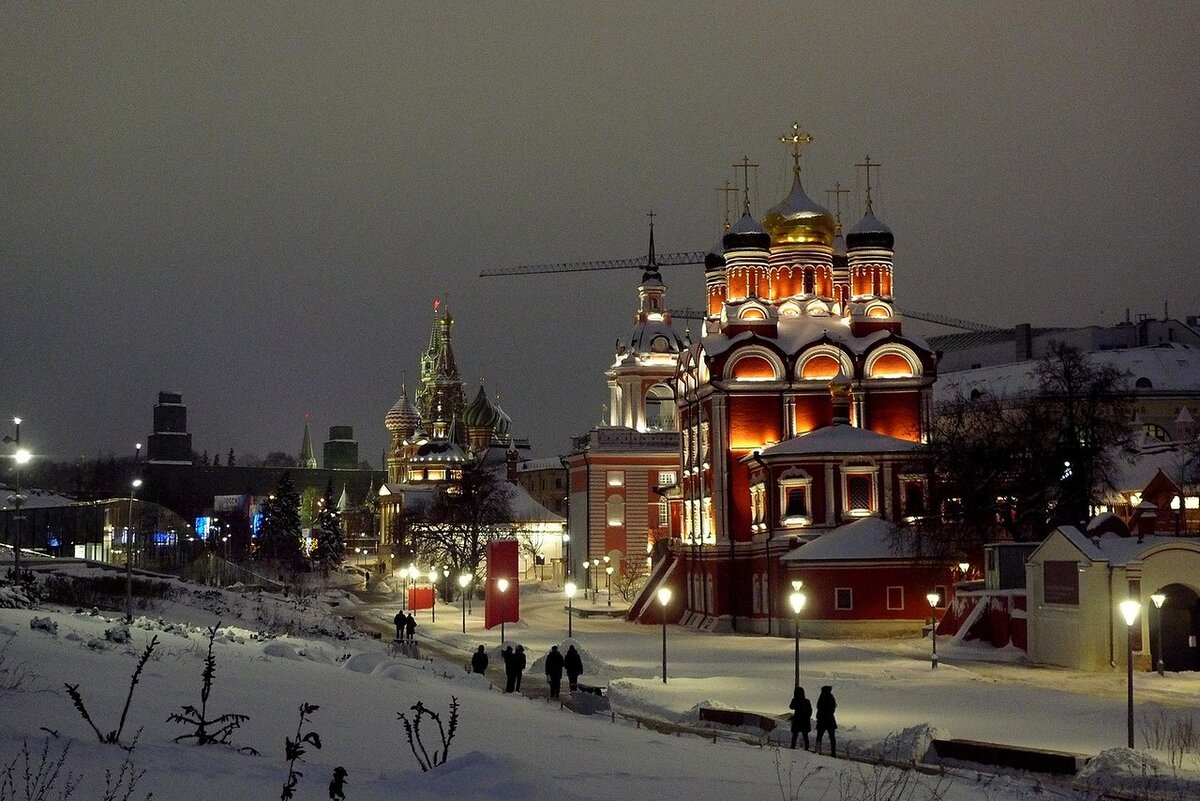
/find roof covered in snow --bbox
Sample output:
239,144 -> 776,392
1039,525 -> 1200,565
700,313 -> 933,361
781,517 -> 916,562
756,424 -> 920,458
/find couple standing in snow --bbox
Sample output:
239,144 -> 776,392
790,685 -> 837,757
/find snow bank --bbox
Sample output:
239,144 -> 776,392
1075,748 -> 1200,798
850,723 -> 944,763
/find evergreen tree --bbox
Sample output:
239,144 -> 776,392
227,449 -> 236,467
311,478 -> 344,570
259,472 -> 303,565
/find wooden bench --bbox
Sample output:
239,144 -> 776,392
930,738 -> 1088,775
697,707 -> 779,733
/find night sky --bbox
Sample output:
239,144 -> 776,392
4,3 -> 1198,468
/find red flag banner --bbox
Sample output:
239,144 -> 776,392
484,539 -> 520,630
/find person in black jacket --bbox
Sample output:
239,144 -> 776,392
514,645 -> 527,692
815,685 -> 837,757
502,645 -> 517,692
789,686 -> 812,750
545,645 -> 565,699
393,611 -> 404,641
470,645 -> 489,675
564,644 -> 584,691
404,613 -> 417,641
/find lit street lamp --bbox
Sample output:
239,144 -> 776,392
789,587 -> 806,688
605,565 -> 614,607
582,560 -> 591,600
564,581 -> 577,638
497,578 -> 510,643
926,592 -> 941,669
125,477 -> 143,623
958,561 -> 970,579
658,586 -> 672,683
1119,599 -> 1142,748
1151,593 -> 1166,676
4,418 -> 30,579
457,573 -> 471,633
428,569 -> 439,622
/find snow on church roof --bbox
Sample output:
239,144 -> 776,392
1040,525 -> 1200,566
755,424 -> 920,457
781,517 -> 912,562
700,314 -> 932,360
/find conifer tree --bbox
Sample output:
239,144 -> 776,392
311,478 -> 344,569
259,471 -> 303,565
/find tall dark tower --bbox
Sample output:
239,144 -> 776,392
147,391 -> 193,464
415,306 -> 467,441
323,426 -> 360,470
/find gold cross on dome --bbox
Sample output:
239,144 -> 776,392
854,155 -> 882,211
780,122 -> 814,177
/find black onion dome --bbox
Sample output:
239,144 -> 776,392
846,209 -> 894,250
704,238 -> 727,272
722,211 -> 771,251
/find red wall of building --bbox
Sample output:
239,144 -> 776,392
786,562 -> 951,621
866,391 -> 921,441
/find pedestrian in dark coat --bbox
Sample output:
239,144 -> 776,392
393,611 -> 404,641
470,645 -> 489,675
502,645 -> 517,693
815,685 -> 837,757
514,645 -> 527,692
545,645 -> 565,699
564,644 -> 584,691
328,766 -> 348,800
404,613 -> 417,641
789,686 -> 812,750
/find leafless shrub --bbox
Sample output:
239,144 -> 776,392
63,636 -> 158,749
0,634 -> 36,691
398,697 -> 460,772
280,702 -> 321,800
836,761 -> 948,801
0,738 -> 79,801
167,623 -> 254,752
772,750 -> 825,801
1140,708 -> 1200,773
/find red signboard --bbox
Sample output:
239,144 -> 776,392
484,539 -> 520,630
407,586 -> 433,611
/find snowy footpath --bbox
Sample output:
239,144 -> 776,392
1,572 -> 1199,800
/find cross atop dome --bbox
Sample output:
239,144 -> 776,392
855,155 -> 882,211
734,155 -> 759,213
780,122 -> 814,179
826,181 -> 850,226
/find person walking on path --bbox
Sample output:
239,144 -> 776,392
545,645 -> 565,699
788,686 -> 812,750
470,645 -> 489,675
564,644 -> 584,691
404,613 -> 417,641
514,645 -> 527,692
393,611 -> 404,641
502,645 -> 517,693
815,685 -> 837,758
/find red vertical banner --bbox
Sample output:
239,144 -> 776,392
407,586 -> 433,611
484,538 -> 520,630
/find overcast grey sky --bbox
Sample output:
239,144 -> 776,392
3,2 -> 1198,466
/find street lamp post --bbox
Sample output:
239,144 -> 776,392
562,532 -> 570,582
926,592 -> 941,669
605,565 -> 614,607
789,587 -> 806,688
1119,599 -> 1142,749
658,587 -> 672,683
4,418 -> 30,579
565,581 -> 577,638
497,578 -> 509,644
1151,593 -> 1166,676
602,556 -> 611,603
428,569 -> 439,622
582,560 -> 591,601
458,573 -> 470,633
125,478 -> 143,623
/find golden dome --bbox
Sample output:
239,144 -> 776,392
762,174 -> 837,248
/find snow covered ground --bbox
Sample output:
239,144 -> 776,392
2,565 -> 1199,800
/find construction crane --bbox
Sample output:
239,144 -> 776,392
480,221 -> 999,333
479,251 -> 706,277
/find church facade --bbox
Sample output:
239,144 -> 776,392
571,127 -> 954,636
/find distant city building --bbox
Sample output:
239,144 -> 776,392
147,391 -> 193,464
323,426 -> 359,470
299,418 -> 318,469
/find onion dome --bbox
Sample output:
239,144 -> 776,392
762,175 -> 837,247
492,398 -> 513,437
722,210 -> 771,251
704,238 -> 727,273
384,386 -> 421,433
463,384 -> 500,429
846,208 -> 894,250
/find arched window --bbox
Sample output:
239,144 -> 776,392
646,384 -> 676,431
803,267 -> 814,295
1135,377 -> 1153,389
730,354 -> 779,381
800,354 -> 842,380
866,349 -> 917,378
606,495 -> 625,527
